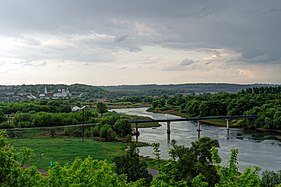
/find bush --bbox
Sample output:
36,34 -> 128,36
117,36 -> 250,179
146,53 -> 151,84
113,119 -> 132,137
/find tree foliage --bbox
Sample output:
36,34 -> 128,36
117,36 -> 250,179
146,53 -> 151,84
2,130 -> 281,186
113,144 -> 153,186
113,119 -> 132,137
153,137 -> 220,187
216,148 -> 261,187
149,89 -> 281,129
261,170 -> 281,187
96,102 -> 108,115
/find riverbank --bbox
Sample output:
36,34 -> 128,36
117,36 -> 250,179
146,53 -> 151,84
107,102 -> 151,109
148,108 -> 281,134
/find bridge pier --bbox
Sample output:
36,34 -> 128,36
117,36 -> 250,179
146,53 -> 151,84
167,121 -> 171,134
226,119 -> 230,139
135,123 -> 140,142
197,121 -> 201,139
167,121 -> 171,143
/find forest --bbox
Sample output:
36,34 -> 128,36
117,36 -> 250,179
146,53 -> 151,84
149,86 -> 281,129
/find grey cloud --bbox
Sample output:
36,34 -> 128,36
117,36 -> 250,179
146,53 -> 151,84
180,59 -> 195,66
0,0 -> 280,65
114,35 -> 128,43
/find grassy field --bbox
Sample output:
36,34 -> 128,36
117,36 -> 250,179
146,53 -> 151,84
9,137 -> 128,170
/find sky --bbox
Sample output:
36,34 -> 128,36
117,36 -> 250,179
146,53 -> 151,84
0,0 -> 280,86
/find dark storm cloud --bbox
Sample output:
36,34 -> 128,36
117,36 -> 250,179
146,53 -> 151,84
0,0 -> 280,65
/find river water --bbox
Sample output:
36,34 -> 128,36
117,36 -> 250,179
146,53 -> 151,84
112,108 -> 281,172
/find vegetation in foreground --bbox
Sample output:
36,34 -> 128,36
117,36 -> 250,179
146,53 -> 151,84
2,131 -> 281,186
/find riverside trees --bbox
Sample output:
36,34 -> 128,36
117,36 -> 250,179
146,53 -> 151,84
149,86 -> 281,129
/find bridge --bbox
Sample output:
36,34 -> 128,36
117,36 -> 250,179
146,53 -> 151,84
2,114 -> 257,141
128,115 -> 257,141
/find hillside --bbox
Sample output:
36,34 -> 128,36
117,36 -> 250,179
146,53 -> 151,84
100,83 -> 277,96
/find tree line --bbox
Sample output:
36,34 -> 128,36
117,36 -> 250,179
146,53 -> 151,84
149,87 -> 281,129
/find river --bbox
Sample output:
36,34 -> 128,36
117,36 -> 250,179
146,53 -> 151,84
112,107 -> 281,172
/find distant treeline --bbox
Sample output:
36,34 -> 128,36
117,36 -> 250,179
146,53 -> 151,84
241,86 -> 281,94
101,83 -> 278,96
1,83 -> 279,100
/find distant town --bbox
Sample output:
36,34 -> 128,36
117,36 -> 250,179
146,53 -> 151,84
0,86 -> 72,102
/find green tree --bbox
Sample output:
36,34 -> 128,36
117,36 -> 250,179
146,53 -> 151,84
99,124 -> 116,141
157,137 -> 220,186
216,148 -> 260,187
113,144 -> 153,186
261,170 -> 281,187
113,119 -> 132,137
96,102 -> 108,115
0,110 -> 7,123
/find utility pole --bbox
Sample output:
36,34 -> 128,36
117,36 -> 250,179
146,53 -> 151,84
81,106 -> 86,142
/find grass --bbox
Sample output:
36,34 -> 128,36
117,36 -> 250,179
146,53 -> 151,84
9,137 -> 128,170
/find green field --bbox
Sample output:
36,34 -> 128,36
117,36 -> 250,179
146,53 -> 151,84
9,137 -> 128,170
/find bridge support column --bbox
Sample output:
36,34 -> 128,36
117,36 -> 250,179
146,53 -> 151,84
226,119 -> 230,139
167,121 -> 171,134
197,121 -> 201,139
135,123 -> 140,142
167,121 -> 171,143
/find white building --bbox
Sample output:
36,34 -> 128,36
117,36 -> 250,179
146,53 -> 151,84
39,87 -> 72,99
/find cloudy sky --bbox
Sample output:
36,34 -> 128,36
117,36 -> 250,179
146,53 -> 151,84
0,0 -> 280,85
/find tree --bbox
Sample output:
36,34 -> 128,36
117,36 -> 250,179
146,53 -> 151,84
96,102 -> 107,115
156,137 -> 220,186
113,119 -> 132,137
0,110 -> 7,123
216,148 -> 260,187
113,144 -> 153,186
261,170 -> 281,187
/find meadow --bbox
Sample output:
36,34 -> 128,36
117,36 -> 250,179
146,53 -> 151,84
9,136 -> 128,170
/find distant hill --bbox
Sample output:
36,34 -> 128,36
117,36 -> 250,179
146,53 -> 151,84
100,83 -> 279,96
1,83 -> 279,101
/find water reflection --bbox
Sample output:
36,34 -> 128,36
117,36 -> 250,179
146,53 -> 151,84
112,108 -> 281,172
